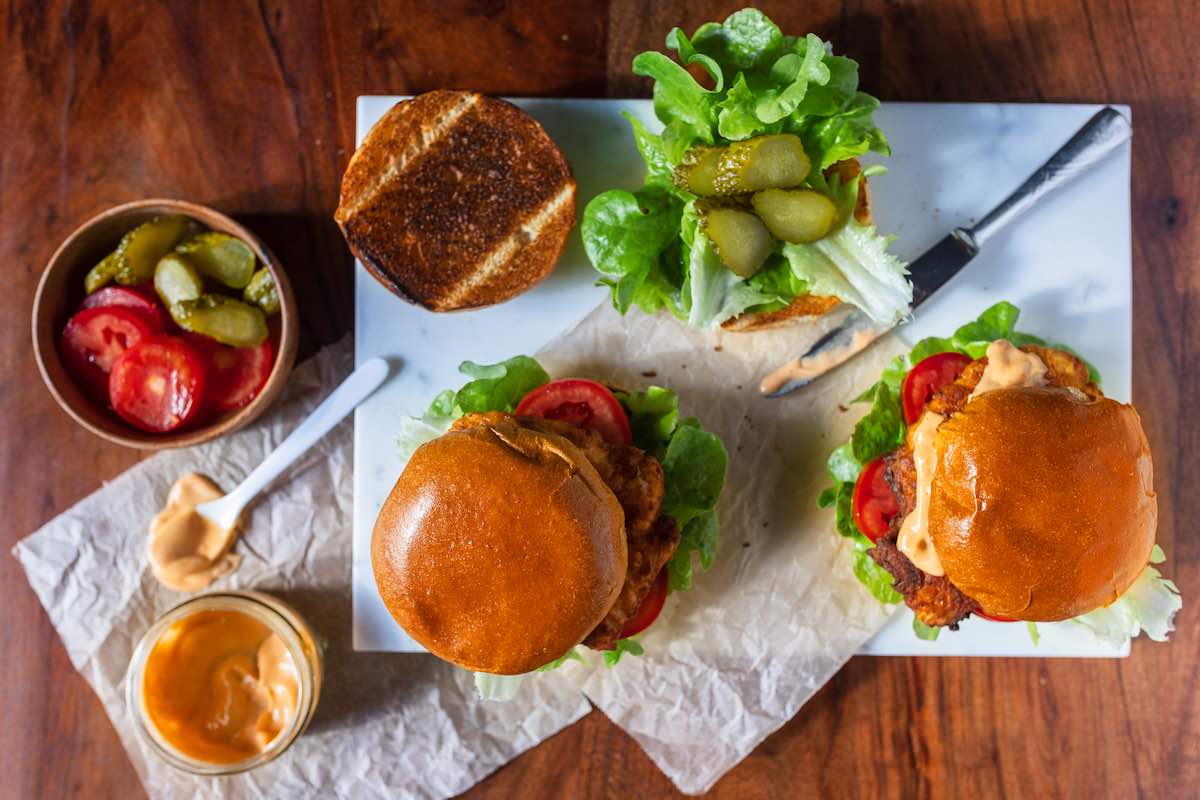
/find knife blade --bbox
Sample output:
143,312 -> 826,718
762,106 -> 1132,397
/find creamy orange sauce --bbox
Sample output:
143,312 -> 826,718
142,609 -> 299,764
896,339 -> 1051,576
760,328 -> 877,394
897,411 -> 946,576
149,474 -> 240,592
971,339 -> 1047,398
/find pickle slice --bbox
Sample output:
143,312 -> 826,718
84,251 -> 121,294
112,215 -> 193,285
174,232 -> 256,290
170,294 -> 268,347
751,188 -> 838,243
154,254 -> 204,306
673,145 -> 726,197
242,267 -> 280,315
713,134 -> 811,195
698,202 -> 772,278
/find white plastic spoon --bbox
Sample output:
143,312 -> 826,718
194,357 -> 390,531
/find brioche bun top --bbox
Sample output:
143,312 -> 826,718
371,418 -> 626,674
930,386 -> 1156,621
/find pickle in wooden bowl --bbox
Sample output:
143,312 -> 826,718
32,198 -> 297,449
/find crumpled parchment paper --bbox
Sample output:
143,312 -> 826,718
13,337 -> 590,800
534,304 -> 905,795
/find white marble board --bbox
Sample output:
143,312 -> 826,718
352,97 -> 1132,657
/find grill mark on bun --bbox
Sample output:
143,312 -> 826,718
436,182 -> 575,310
336,91 -> 480,222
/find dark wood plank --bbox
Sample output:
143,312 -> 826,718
2,1 -> 1195,798
0,1 -> 604,798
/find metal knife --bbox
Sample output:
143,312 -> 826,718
762,105 -> 1132,397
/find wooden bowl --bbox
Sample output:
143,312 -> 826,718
32,199 -> 299,449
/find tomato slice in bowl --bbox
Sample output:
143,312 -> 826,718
901,351 -> 973,424
183,334 -> 274,412
60,306 -> 156,403
852,457 -> 900,543
79,285 -> 169,331
620,568 -> 668,638
515,378 -> 632,445
108,335 -> 208,432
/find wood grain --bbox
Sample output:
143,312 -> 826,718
1,1 -> 1195,798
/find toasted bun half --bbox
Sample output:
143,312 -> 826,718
371,420 -> 627,674
336,90 -> 576,311
930,386 -> 1156,621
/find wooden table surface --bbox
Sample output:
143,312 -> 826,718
3,1 -> 1196,797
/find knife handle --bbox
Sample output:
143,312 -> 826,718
962,106 -> 1131,251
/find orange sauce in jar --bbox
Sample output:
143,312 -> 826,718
141,609 -> 299,764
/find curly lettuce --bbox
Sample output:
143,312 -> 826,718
818,301 -> 1180,646
396,357 -> 728,690
583,8 -> 909,331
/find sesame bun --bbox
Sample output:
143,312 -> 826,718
371,419 -> 626,674
930,386 -> 1157,621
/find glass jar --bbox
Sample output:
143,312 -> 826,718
126,590 -> 323,775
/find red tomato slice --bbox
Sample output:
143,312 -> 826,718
852,457 -> 900,543
108,335 -> 208,432
901,351 -> 973,424
515,379 -> 632,445
79,285 -> 169,331
60,306 -> 156,403
183,334 -> 274,412
620,568 -> 668,638
976,610 -> 1018,623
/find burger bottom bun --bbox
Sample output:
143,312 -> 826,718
372,420 -> 627,674
931,386 -> 1156,621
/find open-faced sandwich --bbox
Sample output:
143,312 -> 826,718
373,357 -> 727,698
583,8 -> 910,333
820,302 -> 1181,644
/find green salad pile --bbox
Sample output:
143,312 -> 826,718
397,356 -> 728,697
582,7 -> 910,331
819,302 -> 1181,644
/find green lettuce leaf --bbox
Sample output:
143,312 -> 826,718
473,672 -> 524,701
616,385 -> 679,459
668,510 -> 719,592
852,538 -> 902,604
912,618 -> 941,641
435,356 -> 550,417
603,637 -> 645,667
538,648 -> 585,671
583,7 -> 903,330
660,421 -> 729,528
780,176 -> 911,327
582,185 -> 685,316
396,413 -> 455,462
617,386 -> 727,593
622,111 -> 677,187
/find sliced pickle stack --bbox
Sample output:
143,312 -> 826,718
83,220 -> 281,349
674,133 -> 846,276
